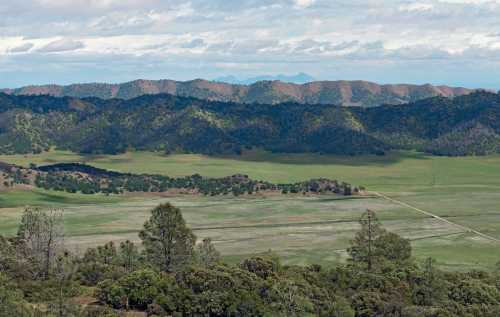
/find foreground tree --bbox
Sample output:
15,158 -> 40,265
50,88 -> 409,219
17,207 -> 64,279
119,240 -> 140,272
411,257 -> 447,306
348,210 -> 412,271
50,251 -> 80,317
0,273 -> 33,317
373,231 -> 412,267
97,241 -> 118,265
0,235 -> 35,279
347,209 -> 385,271
196,237 -> 221,267
270,279 -> 314,317
139,203 -> 196,272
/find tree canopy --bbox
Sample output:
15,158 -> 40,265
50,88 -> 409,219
1,203 -> 500,316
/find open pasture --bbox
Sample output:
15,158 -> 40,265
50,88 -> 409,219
1,150 -> 500,270
2,149 -> 500,191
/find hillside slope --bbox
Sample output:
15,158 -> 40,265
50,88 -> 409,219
1,79 -> 474,107
0,91 -> 499,156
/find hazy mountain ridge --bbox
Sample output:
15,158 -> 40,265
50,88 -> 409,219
1,91 -> 500,156
213,72 -> 316,84
0,78 -> 475,107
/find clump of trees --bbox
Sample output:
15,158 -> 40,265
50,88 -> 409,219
1,204 -> 500,316
2,162 -> 361,196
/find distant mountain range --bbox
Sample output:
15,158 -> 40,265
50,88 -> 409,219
1,90 -> 500,156
0,78 -> 476,108
214,73 -> 316,84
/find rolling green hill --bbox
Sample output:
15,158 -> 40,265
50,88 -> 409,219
1,91 -> 500,156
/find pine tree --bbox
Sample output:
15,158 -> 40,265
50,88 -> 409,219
119,240 -> 139,272
139,203 -> 196,272
347,209 -> 385,271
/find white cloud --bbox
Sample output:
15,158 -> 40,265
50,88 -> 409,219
8,42 -> 34,53
294,0 -> 315,9
438,0 -> 500,4
2,0 -> 500,88
38,39 -> 85,52
34,0 -> 158,10
399,2 -> 434,12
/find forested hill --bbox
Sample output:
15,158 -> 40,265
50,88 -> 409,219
1,91 -> 500,156
1,78 -> 474,107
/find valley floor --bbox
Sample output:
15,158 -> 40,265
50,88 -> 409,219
1,150 -> 500,271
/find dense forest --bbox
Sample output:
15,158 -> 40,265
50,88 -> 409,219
0,162 -> 359,196
1,91 -> 500,157
1,204 -> 500,316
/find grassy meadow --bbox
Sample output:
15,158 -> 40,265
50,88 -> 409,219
1,150 -> 500,270
2,149 -> 500,191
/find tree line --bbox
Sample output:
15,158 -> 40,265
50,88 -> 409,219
2,204 -> 500,316
1,162 -> 359,196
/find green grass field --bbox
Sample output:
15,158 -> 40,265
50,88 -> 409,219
1,150 -> 500,270
3,149 -> 500,191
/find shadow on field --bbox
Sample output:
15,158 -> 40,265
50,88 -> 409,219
213,150 -> 430,167
0,191 -> 70,208
34,191 -> 74,204
80,154 -> 134,165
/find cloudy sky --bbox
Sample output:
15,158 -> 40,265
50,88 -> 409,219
2,0 -> 500,89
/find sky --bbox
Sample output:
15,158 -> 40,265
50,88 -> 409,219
2,0 -> 500,89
